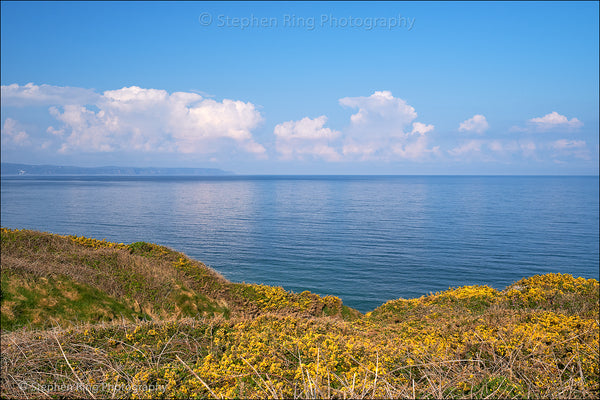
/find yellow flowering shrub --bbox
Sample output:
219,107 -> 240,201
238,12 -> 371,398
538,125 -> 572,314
232,283 -> 349,318
503,273 -> 599,317
67,234 -> 128,249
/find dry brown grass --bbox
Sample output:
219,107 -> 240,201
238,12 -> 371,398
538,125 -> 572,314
2,306 -> 597,399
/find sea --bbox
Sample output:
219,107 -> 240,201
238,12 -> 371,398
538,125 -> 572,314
1,175 -> 598,313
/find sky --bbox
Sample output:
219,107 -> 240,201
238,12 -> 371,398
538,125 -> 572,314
1,1 -> 598,175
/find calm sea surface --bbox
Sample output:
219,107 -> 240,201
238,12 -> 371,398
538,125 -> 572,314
1,175 -> 598,312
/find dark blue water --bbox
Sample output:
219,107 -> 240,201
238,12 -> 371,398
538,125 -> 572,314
1,175 -> 598,312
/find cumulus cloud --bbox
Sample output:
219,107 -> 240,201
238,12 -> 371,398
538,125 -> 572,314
459,114 -> 489,134
339,91 -> 418,128
23,84 -> 267,156
274,92 -> 437,162
8,84 -> 589,168
1,83 -> 99,106
339,91 -> 437,160
1,118 -> 30,146
511,111 -> 583,133
529,112 -> 583,130
274,116 -> 341,161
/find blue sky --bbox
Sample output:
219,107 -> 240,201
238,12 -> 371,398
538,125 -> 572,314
1,1 -> 598,174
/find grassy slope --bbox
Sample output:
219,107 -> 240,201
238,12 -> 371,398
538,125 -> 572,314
1,228 -> 598,399
1,228 -> 358,331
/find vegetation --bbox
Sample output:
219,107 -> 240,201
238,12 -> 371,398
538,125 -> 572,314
1,228 -> 598,398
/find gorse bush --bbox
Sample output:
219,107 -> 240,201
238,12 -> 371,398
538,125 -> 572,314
1,228 -> 598,399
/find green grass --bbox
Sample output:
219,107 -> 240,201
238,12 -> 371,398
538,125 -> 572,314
1,270 -> 145,331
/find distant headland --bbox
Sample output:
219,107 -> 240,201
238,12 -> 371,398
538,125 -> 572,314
0,163 -> 233,176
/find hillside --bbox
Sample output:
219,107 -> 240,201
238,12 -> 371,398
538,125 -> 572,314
1,228 -> 598,399
0,228 -> 356,331
0,163 -> 232,176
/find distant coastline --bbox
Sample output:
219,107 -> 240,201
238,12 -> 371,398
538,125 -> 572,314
0,163 -> 233,176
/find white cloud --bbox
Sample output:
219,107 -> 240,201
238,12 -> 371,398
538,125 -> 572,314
510,112 -> 583,133
488,140 -> 524,155
342,141 -> 379,159
1,83 -> 99,106
274,116 -> 340,141
459,114 -> 489,134
448,140 -> 483,157
488,140 -> 504,153
520,140 -> 537,158
338,91 -> 437,160
410,122 -> 435,136
392,122 -> 439,160
392,134 -> 440,160
529,112 -> 583,130
274,116 -> 341,161
551,139 -> 586,149
551,139 -> 589,160
339,91 -> 418,128
8,84 -> 590,169
479,138 -> 591,161
1,118 -> 30,146
511,111 -> 584,133
279,92 -> 437,162
449,138 -> 541,160
42,85 -> 265,156
508,125 -> 528,133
